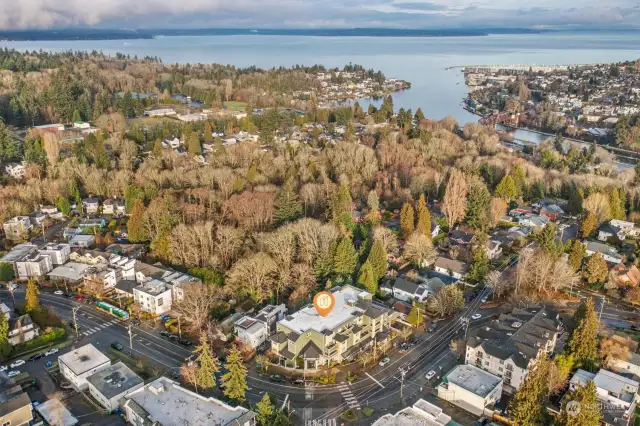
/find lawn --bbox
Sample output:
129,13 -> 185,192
224,101 -> 248,111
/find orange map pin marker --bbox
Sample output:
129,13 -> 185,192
314,291 -> 335,317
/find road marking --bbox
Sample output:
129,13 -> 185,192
281,394 -> 289,410
338,385 -> 360,408
365,372 -> 385,388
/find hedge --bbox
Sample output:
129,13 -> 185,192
15,327 -> 66,353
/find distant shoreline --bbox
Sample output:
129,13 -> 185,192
0,27 -> 553,42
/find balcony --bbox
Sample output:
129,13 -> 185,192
325,344 -> 339,355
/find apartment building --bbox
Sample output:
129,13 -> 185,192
0,383 -> 32,426
465,307 -> 560,392
270,285 -> 399,369
58,344 -> 111,391
2,216 -> 32,240
235,304 -> 287,349
437,364 -> 503,416
133,280 -> 172,315
38,243 -> 71,265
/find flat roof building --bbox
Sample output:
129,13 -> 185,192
437,364 -> 503,416
121,377 -> 257,426
58,344 -> 111,391
87,362 -> 144,411
372,398 -> 453,426
0,382 -> 32,426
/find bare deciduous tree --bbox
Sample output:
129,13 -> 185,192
442,169 -> 468,228
228,252 -> 277,303
174,285 -> 221,333
373,226 -> 399,254
403,232 -> 437,267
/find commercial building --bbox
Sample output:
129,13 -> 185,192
38,243 -> 71,265
437,364 -> 503,416
133,280 -> 172,315
121,377 -> 257,426
87,362 -> 144,411
58,344 -> 111,391
0,382 -> 33,426
372,399 -> 452,426
465,307 -> 560,392
270,285 -> 399,369
234,304 -> 287,349
2,217 -> 32,240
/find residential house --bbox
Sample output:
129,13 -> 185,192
82,197 -> 100,214
38,243 -> 71,265
69,234 -> 95,248
270,285 -> 399,369
431,219 -> 441,238
83,265 -> 121,293
539,204 -> 564,221
373,399 -> 452,426
585,241 -> 623,264
610,351 -> 640,378
0,303 -> 10,320
433,257 -> 468,280
518,214 -> 550,228
8,314 -> 40,346
58,344 -> 111,391
509,206 -> 534,217
569,368 -> 639,426
485,240 -> 503,260
4,162 -> 26,179
612,264 -> 640,287
121,377 -> 256,426
34,399 -> 77,426
2,216 -> 32,240
70,251 -> 109,265
234,304 -> 287,349
28,211 -> 46,226
40,205 -> 59,215
598,223 -> 626,242
102,199 -> 125,215
437,364 -> 503,416
14,250 -> 53,280
449,229 -> 475,247
392,277 -> 431,303
133,280 -> 172,315
612,219 -> 640,237
465,307 -> 560,392
86,362 -> 144,411
0,383 -> 33,426
144,108 -> 176,117
77,218 -> 106,229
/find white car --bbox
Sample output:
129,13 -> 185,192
425,370 -> 436,380
54,290 -> 64,295
7,370 -> 20,378
481,297 -> 488,303
44,348 -> 59,357
8,284 -> 17,291
378,357 -> 390,367
471,313 -> 482,320
10,360 -> 25,368
0,366 -> 7,372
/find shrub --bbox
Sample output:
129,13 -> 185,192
362,407 -> 375,416
17,327 -> 65,353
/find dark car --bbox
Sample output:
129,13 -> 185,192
410,337 -> 418,345
111,342 -> 123,351
132,319 -> 141,326
399,343 -> 410,352
159,331 -> 171,338
179,339 -> 192,347
169,334 -> 180,341
293,379 -> 304,386
28,353 -> 43,361
269,375 -> 284,383
63,292 -> 73,298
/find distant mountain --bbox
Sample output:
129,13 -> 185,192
0,27 -> 554,41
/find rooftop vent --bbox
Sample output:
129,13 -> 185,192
285,316 -> 294,321
347,299 -> 356,307
79,355 -> 90,362
512,322 -> 522,328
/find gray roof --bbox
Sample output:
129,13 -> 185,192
434,257 -> 468,274
87,362 -> 143,399
0,384 -> 31,419
393,277 -> 420,294
444,364 -> 502,397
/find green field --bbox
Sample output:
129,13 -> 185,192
224,101 -> 248,111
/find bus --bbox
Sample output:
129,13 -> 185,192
95,301 -> 129,320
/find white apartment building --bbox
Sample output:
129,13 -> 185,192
133,280 -> 172,315
86,362 -> 144,411
58,344 -> 111,391
2,216 -> 32,240
234,304 -> 287,349
437,364 -> 503,416
465,307 -> 560,392
38,243 -> 71,266
373,399 -> 452,425
15,251 -> 53,280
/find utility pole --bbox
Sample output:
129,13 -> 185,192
177,316 -> 182,339
72,307 -> 80,337
128,324 -> 134,355
599,297 -> 606,322
461,317 -> 470,340
399,368 -> 407,400
7,286 -> 16,313
41,222 -> 46,242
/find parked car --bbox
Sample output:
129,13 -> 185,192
44,348 -> 58,356
410,337 -> 418,345
427,323 -> 437,333
10,360 -> 25,368
425,370 -> 436,380
7,370 -> 20,378
179,339 -> 192,347
28,353 -> 42,362
399,343 -> 409,352
159,331 -> 171,338
269,375 -> 284,383
54,290 -> 64,296
132,319 -> 141,326
111,342 -> 123,351
0,365 -> 7,372
471,314 -> 482,320
293,379 -> 304,386
63,292 -> 73,298
169,334 -> 180,341
74,295 -> 83,301
378,357 -> 390,367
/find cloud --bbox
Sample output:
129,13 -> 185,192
1,0 -> 640,30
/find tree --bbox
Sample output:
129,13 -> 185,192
403,232 -> 437,267
366,190 -> 380,223
222,347 -> 248,401
599,337 -> 630,368
72,109 -> 82,122
0,122 -> 20,163
508,357 -> 551,426
357,261 -> 377,294
567,187 -> 584,215
549,354 -> 574,395
127,199 -> 149,242
25,279 -> 40,313
580,211 -> 597,238
489,197 -> 507,227
0,313 -> 8,346
174,285 -> 221,333
609,188 -> 625,220
406,302 -> 423,327
415,194 -> 432,236
400,202 -> 415,239
567,298 -> 599,369
442,169 -> 468,228
332,237 -> 357,278
188,133 -> 202,156
495,175 -> 517,202
555,381 -> 601,426
414,107 -> 425,122
467,246 -> 490,284
255,393 -> 275,426
367,240 -> 387,281
274,180 -> 303,225
56,197 -> 71,216
583,253 -> 608,285
331,184 -> 352,222
465,183 -> 491,231
228,252 -> 277,303
566,239 -> 585,272
0,263 -> 14,282
583,193 -> 611,224
535,224 -> 563,259
427,285 -> 464,317
194,335 -> 219,391
180,362 -> 199,392
153,139 -> 163,157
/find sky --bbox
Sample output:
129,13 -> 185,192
1,0 -> 640,30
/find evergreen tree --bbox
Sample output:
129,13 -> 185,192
72,109 -> 82,122
406,302 -> 423,327
465,183 -> 491,231
367,240 -> 388,281
567,187 -> 584,215
332,237 -> 357,278
535,224 -> 564,259
415,194 -> 432,236
331,184 -> 352,222
127,199 -> 149,242
567,298 -> 599,370
400,202 -> 415,239
555,381 -> 601,426
194,335 -> 219,391
56,197 -> 71,216
508,357 -> 551,426
153,139 -> 163,157
222,346 -> 248,401
568,239 -> 585,272
204,121 -> 214,142
25,279 -> 40,313
583,253 -> 608,285
366,190 -> 380,223
274,180 -> 303,225
414,107 -> 425,122
609,188 -> 625,220
357,261 -> 377,294
0,263 -> 14,281
272,410 -> 293,426
0,313 -> 8,346
0,121 -> 20,163
255,393 -> 275,426
580,211 -> 597,237
187,133 -> 201,156
467,245 -> 490,284
495,175 -> 518,201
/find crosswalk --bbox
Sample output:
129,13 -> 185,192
337,384 -> 360,409
77,319 -> 122,337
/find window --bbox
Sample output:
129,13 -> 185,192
499,359 -> 504,364
498,367 -> 503,372
157,298 -> 163,306
505,364 -> 513,371
477,351 -> 483,358
485,361 -> 489,366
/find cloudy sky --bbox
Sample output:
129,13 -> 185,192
2,0 -> 640,30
